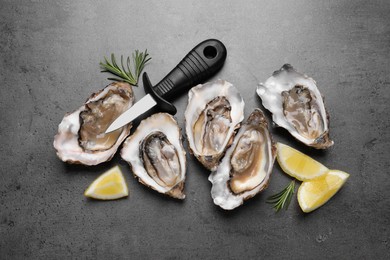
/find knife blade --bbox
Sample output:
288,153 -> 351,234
105,94 -> 157,133
105,39 -> 227,134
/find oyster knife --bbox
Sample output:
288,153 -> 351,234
105,39 -> 227,133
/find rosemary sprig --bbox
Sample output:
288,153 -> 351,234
100,49 -> 151,86
266,180 -> 296,212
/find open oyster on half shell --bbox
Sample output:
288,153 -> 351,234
53,82 -> 134,165
185,79 -> 245,171
257,64 -> 333,149
209,109 -> 276,210
121,113 -> 186,199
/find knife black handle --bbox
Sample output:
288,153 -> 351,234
143,39 -> 227,115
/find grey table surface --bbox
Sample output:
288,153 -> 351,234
1,0 -> 389,259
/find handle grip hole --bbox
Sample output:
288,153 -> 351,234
203,46 -> 218,59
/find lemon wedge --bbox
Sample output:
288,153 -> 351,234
276,142 -> 329,181
84,166 -> 128,200
298,170 -> 349,213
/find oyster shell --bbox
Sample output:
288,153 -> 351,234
257,64 -> 333,149
53,82 -> 134,165
185,79 -> 245,171
121,113 -> 186,199
209,109 -> 276,210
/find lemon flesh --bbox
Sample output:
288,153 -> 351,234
84,166 -> 128,200
276,142 -> 329,181
298,170 -> 349,213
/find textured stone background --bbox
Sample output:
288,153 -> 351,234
1,0 -> 389,259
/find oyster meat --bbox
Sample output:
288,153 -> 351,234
185,79 -> 245,171
121,113 -> 186,199
257,64 -> 333,149
209,109 -> 276,210
53,82 -> 134,165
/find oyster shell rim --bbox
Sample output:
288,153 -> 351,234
185,79 -> 245,171
257,64 -> 333,149
53,82 -> 134,165
208,108 -> 277,210
120,113 -> 187,199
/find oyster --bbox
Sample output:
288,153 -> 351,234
209,109 -> 276,210
53,82 -> 134,165
121,113 -> 186,199
257,64 -> 333,149
185,79 -> 245,171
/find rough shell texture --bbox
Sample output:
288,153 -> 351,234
257,64 -> 333,149
185,79 -> 245,171
208,109 -> 276,210
53,82 -> 134,165
121,113 -> 186,199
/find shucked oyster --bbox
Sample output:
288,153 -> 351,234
53,82 -> 134,165
185,80 -> 245,171
257,64 -> 333,149
121,113 -> 186,199
209,109 -> 276,210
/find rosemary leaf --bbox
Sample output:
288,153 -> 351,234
107,77 -> 125,82
266,180 -> 296,212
